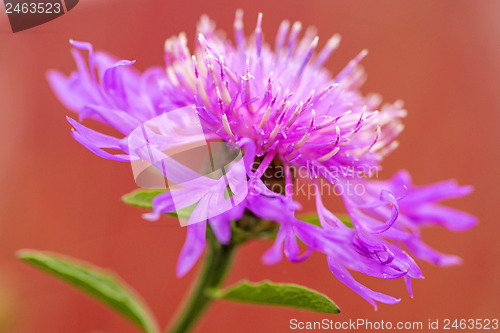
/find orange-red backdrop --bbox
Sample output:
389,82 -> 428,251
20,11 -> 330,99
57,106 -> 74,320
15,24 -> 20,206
1,0 -> 499,332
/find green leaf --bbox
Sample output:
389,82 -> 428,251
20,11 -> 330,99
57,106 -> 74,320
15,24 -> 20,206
121,189 -> 166,209
217,280 -> 340,314
17,250 -> 159,333
121,189 -> 195,220
299,213 -> 354,229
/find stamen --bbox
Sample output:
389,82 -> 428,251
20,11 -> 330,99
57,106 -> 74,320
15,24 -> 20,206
335,49 -> 368,82
241,59 -> 255,108
178,32 -> 190,60
274,90 -> 290,118
196,73 -> 210,106
287,152 -> 302,163
268,122 -> 281,143
275,20 -> 290,55
372,123 -> 404,151
296,26 -> 318,55
221,63 -> 239,84
309,109 -> 316,129
218,55 -> 225,82
365,110 -> 379,120
315,34 -> 341,68
368,125 -> 381,151
270,85 -> 281,107
285,102 -> 304,128
228,90 -> 240,119
315,83 -> 339,103
353,105 -> 367,133
318,146 -> 340,162
221,113 -> 235,144
335,125 -> 340,144
293,132 -> 310,151
191,55 -> 199,79
378,140 -> 400,156
276,101 -> 291,123
197,33 -> 211,54
164,39 -> 173,66
296,36 -> 319,79
314,117 -> 335,131
234,9 -> 245,53
255,13 -> 263,57
287,21 -> 302,59
260,73 -> 273,107
207,62 -> 219,86
259,106 -> 273,128
221,81 -> 232,104
333,109 -> 352,122
164,40 -> 180,86
302,90 -> 316,111
215,86 -> 224,114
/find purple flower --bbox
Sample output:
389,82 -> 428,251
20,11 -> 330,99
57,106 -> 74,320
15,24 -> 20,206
49,11 -> 476,309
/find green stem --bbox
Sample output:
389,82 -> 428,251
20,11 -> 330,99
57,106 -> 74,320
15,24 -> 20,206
168,229 -> 237,333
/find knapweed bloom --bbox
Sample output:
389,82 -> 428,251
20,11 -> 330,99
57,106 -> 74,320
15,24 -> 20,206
49,11 -> 477,308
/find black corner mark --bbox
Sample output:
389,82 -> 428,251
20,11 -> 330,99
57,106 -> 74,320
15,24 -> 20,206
4,0 -> 79,33
65,0 -> 78,11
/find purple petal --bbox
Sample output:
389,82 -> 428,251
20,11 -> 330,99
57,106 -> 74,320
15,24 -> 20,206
327,255 -> 400,309
176,221 -> 207,277
142,191 -> 176,221
102,60 -> 137,109
47,70 -> 89,112
208,219 -> 232,244
404,275 -> 413,298
81,105 -> 141,135
405,238 -> 462,266
262,225 -> 286,265
70,130 -> 131,162
404,203 -> 478,231
67,117 -> 122,149
208,202 -> 246,244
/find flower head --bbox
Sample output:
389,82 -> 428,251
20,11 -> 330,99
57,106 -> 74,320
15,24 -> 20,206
49,11 -> 476,309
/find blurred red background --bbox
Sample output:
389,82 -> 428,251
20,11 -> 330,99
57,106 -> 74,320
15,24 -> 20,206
1,0 -> 499,332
